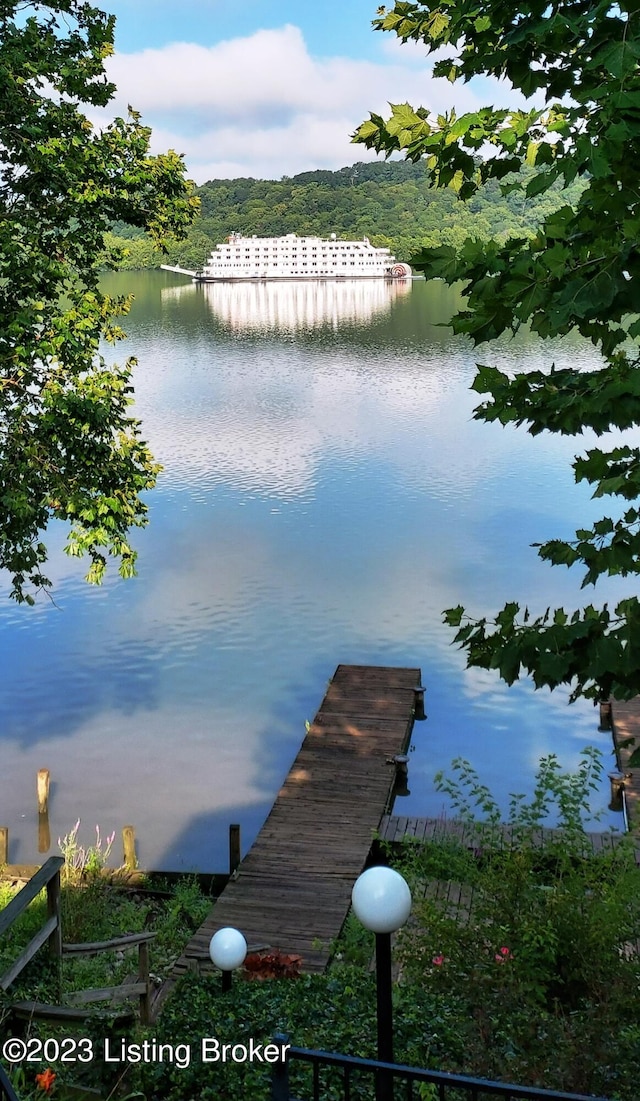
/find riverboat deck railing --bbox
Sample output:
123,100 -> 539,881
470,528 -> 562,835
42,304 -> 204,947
270,1042 -> 610,1101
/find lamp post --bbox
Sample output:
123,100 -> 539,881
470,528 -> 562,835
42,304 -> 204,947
209,926 -> 247,992
352,866 -> 412,1101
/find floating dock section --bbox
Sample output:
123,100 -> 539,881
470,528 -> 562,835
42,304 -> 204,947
167,663 -> 420,985
610,698 -> 640,830
379,814 -> 639,859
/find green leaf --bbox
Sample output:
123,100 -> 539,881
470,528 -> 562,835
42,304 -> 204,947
444,605 -> 465,626
525,171 -> 555,198
356,0 -> 640,704
0,2 -> 196,603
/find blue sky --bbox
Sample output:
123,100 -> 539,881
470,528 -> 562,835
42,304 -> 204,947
104,0 -> 382,59
93,0 -> 525,183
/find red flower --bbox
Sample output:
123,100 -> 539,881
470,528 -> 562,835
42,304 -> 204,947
35,1069 -> 56,1094
495,946 -> 513,963
432,954 -> 445,966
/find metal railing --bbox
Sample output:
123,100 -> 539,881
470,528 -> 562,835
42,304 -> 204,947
271,1040 -> 610,1101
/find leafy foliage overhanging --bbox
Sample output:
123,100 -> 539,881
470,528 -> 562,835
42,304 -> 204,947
0,1 -> 198,602
354,0 -> 640,706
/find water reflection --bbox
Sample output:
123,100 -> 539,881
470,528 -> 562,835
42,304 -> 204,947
162,277 -> 412,331
0,274 -> 628,871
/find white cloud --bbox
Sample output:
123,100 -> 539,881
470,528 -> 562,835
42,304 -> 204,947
91,23 -> 525,182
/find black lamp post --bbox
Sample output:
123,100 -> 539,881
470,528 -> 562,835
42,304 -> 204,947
351,866 -> 412,1101
209,926 -> 247,992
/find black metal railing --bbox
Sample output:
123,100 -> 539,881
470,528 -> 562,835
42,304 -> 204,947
0,1062 -> 20,1101
271,1040 -> 610,1101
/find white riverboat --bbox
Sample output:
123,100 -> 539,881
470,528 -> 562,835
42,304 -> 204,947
192,232 -> 411,282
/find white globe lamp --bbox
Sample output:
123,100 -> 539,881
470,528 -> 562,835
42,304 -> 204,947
209,926 -> 247,991
352,866 -> 412,1100
351,866 -> 412,934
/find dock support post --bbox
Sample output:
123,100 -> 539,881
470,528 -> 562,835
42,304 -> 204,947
0,827 -> 8,866
37,769 -> 50,814
229,824 -> 241,876
609,771 -> 626,812
123,825 -> 137,871
392,755 -> 410,798
38,813 -> 51,854
599,699 -> 612,731
413,684 -> 426,721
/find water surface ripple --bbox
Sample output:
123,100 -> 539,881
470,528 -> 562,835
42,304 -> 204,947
0,274 -> 629,870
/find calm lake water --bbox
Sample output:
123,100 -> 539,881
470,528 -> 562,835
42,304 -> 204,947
0,271 -> 631,871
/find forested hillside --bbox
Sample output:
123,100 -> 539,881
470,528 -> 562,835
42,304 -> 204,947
107,159 -> 584,270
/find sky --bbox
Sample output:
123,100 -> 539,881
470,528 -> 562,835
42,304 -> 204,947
93,0 -> 526,185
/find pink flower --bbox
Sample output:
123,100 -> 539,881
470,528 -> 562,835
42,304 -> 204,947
495,946 -> 513,963
432,954 -> 445,966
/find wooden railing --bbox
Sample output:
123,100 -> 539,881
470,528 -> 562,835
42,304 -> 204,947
1,857 -> 155,1024
0,856 -> 63,991
62,931 -> 154,1024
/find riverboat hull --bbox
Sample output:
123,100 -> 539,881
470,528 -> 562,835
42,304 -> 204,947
192,272 -> 409,283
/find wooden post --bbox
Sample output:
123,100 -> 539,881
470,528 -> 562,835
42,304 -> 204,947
138,938 -> 151,1025
609,771 -> 626,812
392,755 -> 410,798
38,813 -> 51,854
413,684 -> 426,721
122,826 -> 136,871
46,867 -> 62,997
0,827 -> 8,866
229,824 -> 241,875
599,699 -> 612,731
37,768 -> 50,814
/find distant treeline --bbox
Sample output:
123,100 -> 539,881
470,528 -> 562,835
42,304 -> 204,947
106,159 -> 584,271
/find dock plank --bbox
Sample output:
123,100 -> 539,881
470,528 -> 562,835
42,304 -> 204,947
610,698 -> 640,831
161,664 -> 420,998
380,816 -> 635,859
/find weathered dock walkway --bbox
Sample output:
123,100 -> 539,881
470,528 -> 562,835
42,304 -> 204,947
379,815 -> 637,858
166,664 -> 420,987
611,698 -> 640,829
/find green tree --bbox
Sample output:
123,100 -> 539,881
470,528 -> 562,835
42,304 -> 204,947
0,1 -> 198,602
354,0 -> 640,710
112,162 -> 583,273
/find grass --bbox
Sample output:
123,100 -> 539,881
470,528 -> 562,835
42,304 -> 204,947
0,874 -> 212,1005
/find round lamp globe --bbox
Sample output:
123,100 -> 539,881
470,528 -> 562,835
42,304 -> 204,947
209,927 -> 248,972
351,866 -> 412,934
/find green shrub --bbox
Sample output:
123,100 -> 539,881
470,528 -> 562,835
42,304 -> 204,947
132,968 -> 466,1101
391,749 -> 640,1097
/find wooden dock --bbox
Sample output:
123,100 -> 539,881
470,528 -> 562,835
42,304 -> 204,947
164,664 -> 420,989
379,815 -> 639,860
611,698 -> 640,830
